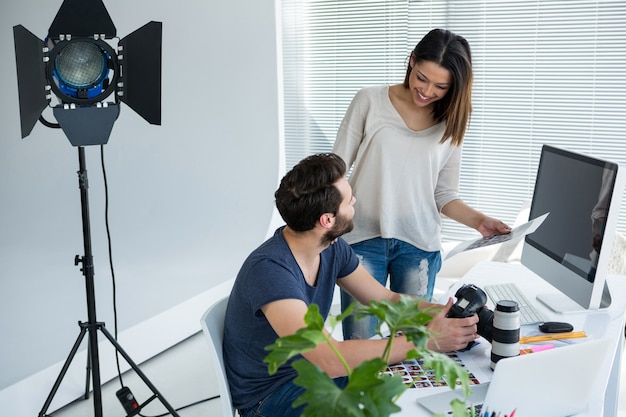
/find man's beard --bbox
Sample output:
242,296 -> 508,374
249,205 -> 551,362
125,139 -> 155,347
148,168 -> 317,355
321,213 -> 354,245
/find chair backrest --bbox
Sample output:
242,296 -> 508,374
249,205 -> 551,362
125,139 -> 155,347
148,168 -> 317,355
200,295 -> 236,417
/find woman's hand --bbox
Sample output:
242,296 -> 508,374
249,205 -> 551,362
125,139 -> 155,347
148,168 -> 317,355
477,216 -> 511,237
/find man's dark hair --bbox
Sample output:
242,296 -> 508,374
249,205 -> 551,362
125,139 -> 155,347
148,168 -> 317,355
275,153 -> 347,232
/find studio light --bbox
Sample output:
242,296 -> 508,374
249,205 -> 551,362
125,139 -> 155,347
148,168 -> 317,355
49,38 -> 117,103
14,0 -> 162,146
12,1 -> 177,417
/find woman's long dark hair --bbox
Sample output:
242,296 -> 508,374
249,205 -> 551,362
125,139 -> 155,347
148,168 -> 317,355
403,28 -> 473,146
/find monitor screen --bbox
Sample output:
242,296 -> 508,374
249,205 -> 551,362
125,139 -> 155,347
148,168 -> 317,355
522,145 -> 624,312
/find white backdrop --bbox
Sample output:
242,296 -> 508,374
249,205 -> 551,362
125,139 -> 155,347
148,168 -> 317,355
0,0 -> 281,415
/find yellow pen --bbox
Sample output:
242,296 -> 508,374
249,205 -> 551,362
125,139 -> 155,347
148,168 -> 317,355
519,331 -> 586,344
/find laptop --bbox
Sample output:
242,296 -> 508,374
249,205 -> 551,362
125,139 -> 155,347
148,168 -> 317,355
417,339 -> 610,416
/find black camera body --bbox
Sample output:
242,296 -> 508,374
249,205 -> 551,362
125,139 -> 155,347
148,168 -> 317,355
447,284 -> 494,343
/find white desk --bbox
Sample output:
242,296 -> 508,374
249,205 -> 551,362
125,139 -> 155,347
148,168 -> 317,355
395,261 -> 626,417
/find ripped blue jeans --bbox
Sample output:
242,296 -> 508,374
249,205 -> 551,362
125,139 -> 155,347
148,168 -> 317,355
341,237 -> 441,340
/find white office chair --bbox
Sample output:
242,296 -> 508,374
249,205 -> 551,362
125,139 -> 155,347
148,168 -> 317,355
200,295 -> 236,417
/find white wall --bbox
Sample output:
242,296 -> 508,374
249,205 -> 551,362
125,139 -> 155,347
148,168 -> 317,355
0,0 -> 280,415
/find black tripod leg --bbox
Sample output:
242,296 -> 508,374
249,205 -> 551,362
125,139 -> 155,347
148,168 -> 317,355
38,325 -> 88,417
84,336 -> 92,400
98,325 -> 180,417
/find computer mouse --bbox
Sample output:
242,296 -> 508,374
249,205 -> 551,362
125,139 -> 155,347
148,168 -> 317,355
539,321 -> 574,333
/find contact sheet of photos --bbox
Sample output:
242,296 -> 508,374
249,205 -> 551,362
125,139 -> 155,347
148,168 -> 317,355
384,353 -> 482,389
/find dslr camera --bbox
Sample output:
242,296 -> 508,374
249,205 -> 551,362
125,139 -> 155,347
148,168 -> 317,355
447,284 -> 494,343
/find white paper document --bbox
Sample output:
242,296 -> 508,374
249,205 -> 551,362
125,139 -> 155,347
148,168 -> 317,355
444,212 -> 549,260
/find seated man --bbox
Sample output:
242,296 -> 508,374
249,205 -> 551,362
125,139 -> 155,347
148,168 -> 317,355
223,153 -> 479,417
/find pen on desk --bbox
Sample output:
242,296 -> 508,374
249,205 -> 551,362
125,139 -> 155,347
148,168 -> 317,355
519,331 -> 586,344
531,343 -> 554,352
520,343 -> 555,354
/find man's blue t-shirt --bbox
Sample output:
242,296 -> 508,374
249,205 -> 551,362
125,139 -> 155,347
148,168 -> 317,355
223,227 -> 359,409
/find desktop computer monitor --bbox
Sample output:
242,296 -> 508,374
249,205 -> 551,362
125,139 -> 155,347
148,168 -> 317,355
521,145 -> 625,313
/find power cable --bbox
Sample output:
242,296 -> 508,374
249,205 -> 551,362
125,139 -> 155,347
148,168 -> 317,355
99,146 -> 220,415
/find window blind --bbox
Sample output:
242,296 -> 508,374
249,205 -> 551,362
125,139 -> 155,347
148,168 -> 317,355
280,0 -> 626,241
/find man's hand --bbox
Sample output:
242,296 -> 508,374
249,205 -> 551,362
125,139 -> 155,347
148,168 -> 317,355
426,298 -> 479,352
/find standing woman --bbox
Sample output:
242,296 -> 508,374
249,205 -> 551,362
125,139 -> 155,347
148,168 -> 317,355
333,28 -> 510,340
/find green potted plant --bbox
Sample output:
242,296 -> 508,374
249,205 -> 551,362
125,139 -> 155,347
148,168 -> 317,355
264,295 -> 474,417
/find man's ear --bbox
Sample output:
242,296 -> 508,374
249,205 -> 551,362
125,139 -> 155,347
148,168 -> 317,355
319,213 -> 334,228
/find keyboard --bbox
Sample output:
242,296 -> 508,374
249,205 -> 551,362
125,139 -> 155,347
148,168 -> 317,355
484,282 -> 548,325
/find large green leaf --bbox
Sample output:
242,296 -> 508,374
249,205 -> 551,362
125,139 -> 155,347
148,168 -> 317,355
291,359 -> 362,417
346,359 -> 406,417
292,358 -> 406,417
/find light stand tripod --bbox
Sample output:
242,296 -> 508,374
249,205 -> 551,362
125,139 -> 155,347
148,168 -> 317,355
38,147 -> 180,417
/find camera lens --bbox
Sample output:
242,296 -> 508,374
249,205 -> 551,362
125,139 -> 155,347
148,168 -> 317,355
476,308 -> 494,342
490,300 -> 520,370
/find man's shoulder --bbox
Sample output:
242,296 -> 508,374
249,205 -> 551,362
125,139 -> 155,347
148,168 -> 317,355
252,227 -> 289,255
237,230 -> 294,277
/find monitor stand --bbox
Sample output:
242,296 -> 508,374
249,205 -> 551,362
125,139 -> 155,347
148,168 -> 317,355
536,282 -> 612,314
536,293 -> 586,314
